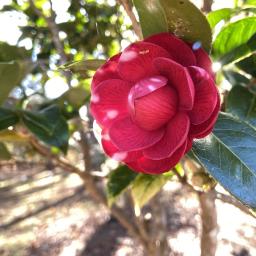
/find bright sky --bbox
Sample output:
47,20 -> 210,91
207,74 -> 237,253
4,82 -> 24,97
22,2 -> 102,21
0,0 -> 235,98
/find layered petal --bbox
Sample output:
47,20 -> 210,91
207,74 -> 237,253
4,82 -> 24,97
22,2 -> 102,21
129,84 -> 178,131
188,67 -> 218,125
118,42 -> 170,82
193,48 -> 215,78
91,53 -> 121,90
101,130 -> 142,162
127,141 -> 187,174
109,117 -> 165,151
143,112 -> 190,159
154,57 -> 195,110
90,79 -> 131,128
145,33 -> 196,66
189,95 -> 220,139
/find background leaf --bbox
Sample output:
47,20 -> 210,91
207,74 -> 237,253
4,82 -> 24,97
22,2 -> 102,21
213,17 -> 256,59
22,105 -> 69,152
0,142 -> 11,160
131,172 -> 173,209
192,112 -> 256,209
226,86 -> 256,125
0,108 -> 19,130
207,8 -> 233,28
107,165 -> 137,206
236,54 -> 256,77
133,0 -> 168,37
133,0 -> 212,51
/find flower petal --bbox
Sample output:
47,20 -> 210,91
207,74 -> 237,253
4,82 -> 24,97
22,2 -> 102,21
188,66 -> 218,125
154,57 -> 195,110
91,53 -> 121,91
90,79 -> 131,128
189,95 -> 220,139
143,112 -> 190,160
129,85 -> 178,131
101,130 -> 141,162
145,33 -> 196,66
193,48 -> 215,78
118,42 -> 170,82
127,141 -> 187,174
109,117 -> 165,151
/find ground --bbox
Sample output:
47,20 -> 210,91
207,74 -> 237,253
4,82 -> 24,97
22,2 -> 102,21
0,161 -> 255,256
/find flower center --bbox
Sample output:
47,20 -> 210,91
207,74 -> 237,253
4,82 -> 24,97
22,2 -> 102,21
128,76 -> 178,131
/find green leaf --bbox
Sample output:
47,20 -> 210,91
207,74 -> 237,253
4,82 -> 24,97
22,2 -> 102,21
192,112 -> 256,209
207,8 -> 233,29
236,54 -> 256,77
0,42 -> 29,62
245,0 -> 256,6
56,87 -> 88,109
0,130 -> 28,143
131,172 -> 173,209
0,108 -> 19,130
22,105 -> 69,153
60,59 -> 105,73
219,33 -> 256,65
226,86 -> 256,124
213,17 -> 256,58
223,70 -> 250,87
133,0 -> 212,51
0,61 -> 32,105
0,143 -> 11,160
133,0 -> 168,37
107,165 -> 138,206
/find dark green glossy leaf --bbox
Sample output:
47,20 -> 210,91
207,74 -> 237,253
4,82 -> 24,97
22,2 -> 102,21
192,112 -> 256,209
131,172 -> 173,208
226,86 -> 256,125
236,54 -> 256,77
0,108 -> 19,130
213,17 -> 256,58
22,105 -> 69,153
60,59 -> 105,73
223,70 -> 250,87
0,142 -> 11,160
133,0 -> 212,51
107,165 -> 137,206
207,8 -> 233,28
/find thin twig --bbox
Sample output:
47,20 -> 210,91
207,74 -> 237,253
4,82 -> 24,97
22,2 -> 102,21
117,0 -> 143,39
215,192 -> 256,218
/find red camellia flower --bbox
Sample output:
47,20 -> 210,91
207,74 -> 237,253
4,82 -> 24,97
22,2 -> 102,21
90,33 -> 220,174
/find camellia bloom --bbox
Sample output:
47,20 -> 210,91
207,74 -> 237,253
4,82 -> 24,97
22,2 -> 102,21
90,33 -> 220,174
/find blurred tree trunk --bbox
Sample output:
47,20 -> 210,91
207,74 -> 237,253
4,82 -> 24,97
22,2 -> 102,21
202,0 -> 213,13
199,190 -> 218,256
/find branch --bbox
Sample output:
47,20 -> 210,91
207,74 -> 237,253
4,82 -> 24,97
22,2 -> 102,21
199,190 -> 217,256
29,0 -> 67,64
117,0 -> 143,39
29,0 -> 71,86
215,192 -> 255,218
29,135 -> 149,248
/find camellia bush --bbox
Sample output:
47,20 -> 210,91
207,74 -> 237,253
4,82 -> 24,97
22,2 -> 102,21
1,0 -> 256,255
